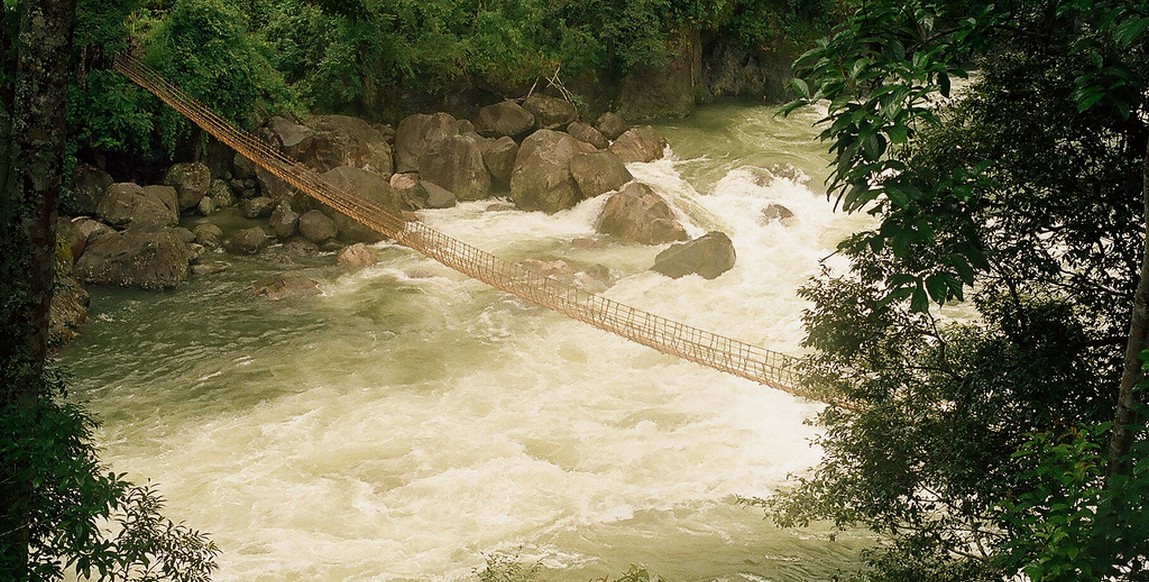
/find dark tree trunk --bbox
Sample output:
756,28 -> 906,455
0,0 -> 77,578
1110,137 -> 1149,476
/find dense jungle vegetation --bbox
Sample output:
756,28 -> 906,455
72,0 -> 837,162
752,0 -> 1149,580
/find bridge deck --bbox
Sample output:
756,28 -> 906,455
114,55 -> 804,397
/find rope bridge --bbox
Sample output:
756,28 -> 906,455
114,54 -> 805,397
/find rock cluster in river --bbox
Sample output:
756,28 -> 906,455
54,94 -> 746,342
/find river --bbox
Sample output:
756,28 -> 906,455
59,102 -> 873,581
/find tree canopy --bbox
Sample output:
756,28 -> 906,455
761,1 -> 1149,580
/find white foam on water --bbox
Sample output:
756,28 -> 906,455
66,105 -> 876,582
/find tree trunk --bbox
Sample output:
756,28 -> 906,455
0,0 -> 77,578
1110,136 -> 1149,476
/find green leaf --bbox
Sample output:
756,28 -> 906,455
910,283 -> 929,312
887,124 -> 908,144
1115,16 -> 1149,47
790,77 -> 811,99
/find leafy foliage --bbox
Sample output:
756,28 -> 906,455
0,368 -> 220,581
764,0 -> 1149,580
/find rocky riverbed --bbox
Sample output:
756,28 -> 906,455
52,95 -> 775,346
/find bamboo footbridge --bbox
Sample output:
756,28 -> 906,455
114,54 -> 805,397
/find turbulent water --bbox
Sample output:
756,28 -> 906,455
59,103 -> 873,581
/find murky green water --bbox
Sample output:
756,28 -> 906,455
59,102 -> 872,582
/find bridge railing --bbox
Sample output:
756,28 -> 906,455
114,54 -> 804,396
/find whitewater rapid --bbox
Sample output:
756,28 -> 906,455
62,103 -> 872,581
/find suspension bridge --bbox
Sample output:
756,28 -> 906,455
114,54 -> 809,399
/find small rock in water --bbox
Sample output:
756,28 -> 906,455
251,274 -> 322,301
338,243 -> 377,270
760,203 -> 796,226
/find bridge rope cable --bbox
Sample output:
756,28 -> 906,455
113,54 -> 807,396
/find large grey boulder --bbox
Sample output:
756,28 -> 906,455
74,226 -> 192,290
567,121 -> 608,150
319,165 -> 405,242
475,101 -> 535,138
651,231 -> 736,280
162,162 -> 212,211
303,115 -> 394,177
64,217 -> 114,262
482,136 -> 519,190
225,227 -> 271,255
66,164 -> 113,216
609,126 -> 669,163
298,209 -> 338,244
595,111 -> 630,141
596,183 -> 688,244
97,183 -> 179,229
418,133 -> 491,201
268,203 -> 300,239
570,150 -> 632,199
523,94 -> 578,130
419,181 -> 457,209
510,129 -> 596,214
264,116 -> 316,159
394,112 -> 459,173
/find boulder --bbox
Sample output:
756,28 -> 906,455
337,242 -> 377,269
303,114 -> 394,177
609,125 -> 669,163
143,185 -> 180,216
522,94 -> 578,130
319,165 -> 405,242
74,226 -> 192,290
171,227 -> 197,245
596,182 -> 688,244
475,101 -> 536,137
651,231 -> 736,280
420,181 -> 457,209
240,196 -> 276,219
760,203 -> 796,226
208,179 -> 236,208
570,150 -> 632,199
510,129 -> 596,214
254,165 -> 295,201
264,115 -> 316,159
97,183 -> 179,229
417,133 -> 491,201
252,274 -> 322,301
394,112 -> 459,173
298,209 -> 338,243
162,162 -> 212,211
192,222 -> 224,248
66,164 -> 113,216
196,195 -> 216,216
482,136 -> 519,190
225,226 -> 271,255
567,121 -> 609,150
268,203 -> 300,239
595,112 -> 630,141
49,273 -> 89,347
65,217 -> 114,261
233,152 -> 256,179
